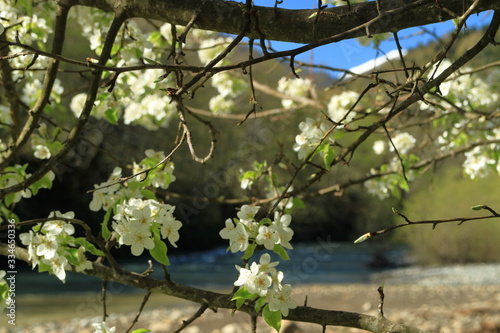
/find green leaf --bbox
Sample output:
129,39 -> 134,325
149,231 -> 170,265
101,209 -> 113,241
254,296 -> 267,313
4,193 -> 16,207
148,31 -> 163,46
64,247 -> 80,266
291,198 -> 306,209
38,261 -> 52,273
273,244 -> 290,260
140,189 -> 157,200
104,108 -> 119,125
0,281 -> 9,299
74,237 -> 105,256
322,145 -> 335,169
232,287 -> 253,301
132,329 -> 151,333
30,174 -> 53,196
239,170 -> 256,181
96,92 -> 111,102
235,297 -> 246,309
263,304 -> 282,332
128,180 -> 145,192
398,178 -> 409,193
232,287 -> 256,309
257,217 -> 272,227
242,243 -> 257,260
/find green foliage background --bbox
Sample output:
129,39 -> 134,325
396,162 -> 500,264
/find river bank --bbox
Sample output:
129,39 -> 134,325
4,263 -> 500,333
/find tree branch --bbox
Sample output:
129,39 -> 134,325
56,0 -> 500,44
354,205 -> 500,243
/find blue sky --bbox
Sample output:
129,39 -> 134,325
243,0 -> 494,72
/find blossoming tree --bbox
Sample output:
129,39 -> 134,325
1,0 -> 500,332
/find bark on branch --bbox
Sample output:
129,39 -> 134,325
56,0 -> 500,44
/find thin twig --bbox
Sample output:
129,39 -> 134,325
101,281 -> 108,322
354,205 -> 500,243
125,290 -> 152,333
172,303 -> 209,333
377,285 -> 385,317
382,124 -> 409,182
88,130 -> 186,193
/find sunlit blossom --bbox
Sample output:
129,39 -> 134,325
92,322 -> 116,333
33,145 -> 51,159
256,225 -> 279,250
268,284 -> 297,316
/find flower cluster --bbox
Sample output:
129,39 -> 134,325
208,72 -> 248,114
422,60 -> 499,113
19,211 -> 94,282
30,123 -> 63,161
197,36 -> 233,65
132,149 -> 176,189
390,132 -> 416,155
463,146 -> 498,180
90,150 -> 176,212
89,167 -> 129,212
220,206 -> 296,323
0,165 -> 54,206
219,205 -> 294,254
364,154 -> 417,200
277,77 -> 312,109
0,2 -> 64,107
112,198 -> 182,257
70,70 -> 177,130
327,90 -> 360,125
234,253 -> 297,316
92,322 -> 116,333
293,117 -> 334,160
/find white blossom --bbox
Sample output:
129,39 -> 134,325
209,94 -> 236,114
268,284 -> 297,316
463,147 -> 495,179
277,77 -> 312,109
256,225 -> 279,250
391,132 -> 416,155
364,169 -> 390,200
272,213 -> 294,250
42,254 -> 68,282
33,145 -> 51,159
293,118 -> 332,160
237,205 -> 260,224
70,93 -> 87,118
198,37 -> 233,64
373,140 -> 385,155
234,262 -> 272,296
327,91 -> 359,124
121,224 -> 155,256
92,322 -> 116,333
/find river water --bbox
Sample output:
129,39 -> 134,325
13,241 -> 499,296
